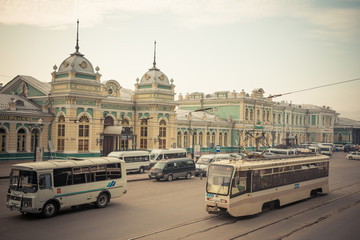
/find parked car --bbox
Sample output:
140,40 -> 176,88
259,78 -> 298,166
346,151 -> 360,160
334,144 -> 344,151
148,158 -> 196,181
344,144 -> 356,152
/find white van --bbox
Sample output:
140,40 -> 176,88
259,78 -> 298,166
150,148 -> 187,167
317,145 -> 333,156
108,150 -> 151,173
195,154 -> 231,176
266,148 -> 299,155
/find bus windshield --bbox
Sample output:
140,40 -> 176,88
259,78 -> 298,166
10,169 -> 38,193
206,165 -> 234,196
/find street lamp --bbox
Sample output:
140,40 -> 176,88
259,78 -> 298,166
190,129 -> 197,159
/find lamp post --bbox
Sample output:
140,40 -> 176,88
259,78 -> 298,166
191,129 -> 197,159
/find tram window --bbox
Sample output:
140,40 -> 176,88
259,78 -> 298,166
261,175 -> 273,189
231,171 -> 249,197
294,165 -> 301,170
281,172 -> 292,185
273,173 -> 281,186
293,170 -> 301,183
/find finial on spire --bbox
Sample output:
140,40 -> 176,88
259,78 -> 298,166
75,19 -> 80,53
153,40 -> 157,68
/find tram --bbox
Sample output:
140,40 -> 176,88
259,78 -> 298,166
205,155 -> 329,217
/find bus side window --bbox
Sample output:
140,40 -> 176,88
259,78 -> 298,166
107,163 -> 122,179
54,168 -> 72,187
39,174 -> 52,189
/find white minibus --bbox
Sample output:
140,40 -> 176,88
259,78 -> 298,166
6,157 -> 127,218
150,148 -> 187,167
108,150 -> 151,173
266,148 -> 299,155
195,154 -> 232,176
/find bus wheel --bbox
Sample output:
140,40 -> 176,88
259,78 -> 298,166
186,172 -> 192,179
138,167 -> 145,174
42,201 -> 58,218
96,193 -> 109,208
349,156 -> 353,160
167,174 -> 174,181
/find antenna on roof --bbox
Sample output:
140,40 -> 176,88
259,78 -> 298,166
75,19 -> 80,53
153,40 -> 157,68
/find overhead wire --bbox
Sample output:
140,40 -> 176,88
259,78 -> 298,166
268,77 -> 360,99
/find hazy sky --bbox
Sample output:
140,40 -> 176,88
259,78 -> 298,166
0,0 -> 359,120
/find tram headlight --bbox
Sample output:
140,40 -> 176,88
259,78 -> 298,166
220,199 -> 227,203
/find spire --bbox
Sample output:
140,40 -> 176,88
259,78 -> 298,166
153,40 -> 157,68
75,19 -> 80,53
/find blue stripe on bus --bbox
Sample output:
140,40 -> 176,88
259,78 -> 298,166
54,186 -> 123,198
55,188 -> 105,197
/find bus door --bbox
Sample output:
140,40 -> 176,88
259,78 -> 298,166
38,173 -> 54,205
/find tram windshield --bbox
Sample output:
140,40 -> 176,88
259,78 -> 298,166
9,169 -> 38,193
206,165 -> 234,196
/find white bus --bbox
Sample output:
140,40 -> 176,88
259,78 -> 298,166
195,154 -> 232,176
150,148 -> 187,167
6,157 -> 127,218
205,155 -> 329,217
266,148 -> 299,155
108,150 -> 151,173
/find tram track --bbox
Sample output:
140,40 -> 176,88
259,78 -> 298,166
127,179 -> 360,240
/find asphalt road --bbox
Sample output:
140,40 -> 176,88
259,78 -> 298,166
1,152 -> 359,240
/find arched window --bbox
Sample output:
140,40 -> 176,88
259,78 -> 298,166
159,120 -> 166,149
78,115 -> 90,152
58,115 -> 65,152
262,110 -> 265,122
183,131 -> 189,148
224,132 -> 228,146
219,132 -> 223,146
296,116 -> 298,125
267,111 -> 270,122
245,109 -> 249,120
122,118 -> 130,127
250,109 -> 253,121
0,128 -> 6,152
31,128 -> 40,152
212,132 -> 216,145
193,131 -> 197,145
199,132 -> 203,147
206,132 -> 211,146
140,119 -> 148,149
273,113 -> 275,123
177,131 -> 182,148
104,116 -> 114,129
17,128 -> 26,152
338,133 -> 343,143
278,113 -> 281,124
286,114 -> 289,124
291,116 -> 294,125
257,109 -> 260,121
120,118 -> 130,150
